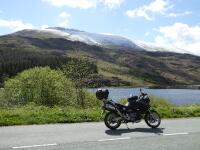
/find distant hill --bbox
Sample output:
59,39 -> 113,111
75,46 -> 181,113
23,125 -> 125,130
0,28 -> 200,87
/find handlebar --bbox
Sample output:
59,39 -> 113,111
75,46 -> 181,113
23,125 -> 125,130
139,88 -> 147,99
139,88 -> 146,95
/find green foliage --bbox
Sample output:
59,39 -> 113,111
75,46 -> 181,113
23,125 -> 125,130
0,105 -> 102,126
149,96 -> 200,118
150,95 -> 175,108
3,67 -> 76,107
0,94 -> 200,126
0,88 -> 6,107
83,91 -> 101,108
62,58 -> 97,86
62,58 -> 97,107
117,98 -> 128,105
0,103 -> 200,126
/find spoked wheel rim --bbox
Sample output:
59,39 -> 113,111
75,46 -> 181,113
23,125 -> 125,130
107,113 -> 120,128
145,111 -> 161,128
104,112 -> 121,130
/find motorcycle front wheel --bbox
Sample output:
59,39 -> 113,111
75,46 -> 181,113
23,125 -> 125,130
145,110 -> 161,128
104,112 -> 121,130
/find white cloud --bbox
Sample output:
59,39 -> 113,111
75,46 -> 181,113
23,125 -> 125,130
58,11 -> 71,27
155,22 -> 200,56
59,11 -> 71,18
0,19 -> 52,31
126,0 -> 170,20
58,20 -> 70,27
145,32 -> 150,36
42,0 -> 124,9
167,11 -> 192,17
101,0 -> 124,9
0,19 -> 35,31
126,9 -> 153,20
146,0 -> 170,13
42,0 -> 97,9
125,0 -> 191,20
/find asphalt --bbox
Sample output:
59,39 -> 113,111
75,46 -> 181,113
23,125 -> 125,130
0,118 -> 200,150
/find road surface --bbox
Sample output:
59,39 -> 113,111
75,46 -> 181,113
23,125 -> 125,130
0,118 -> 200,150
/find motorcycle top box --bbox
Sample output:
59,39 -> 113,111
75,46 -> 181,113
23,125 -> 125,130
96,89 -> 109,100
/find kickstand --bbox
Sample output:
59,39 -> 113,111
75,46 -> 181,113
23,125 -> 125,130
125,123 -> 130,129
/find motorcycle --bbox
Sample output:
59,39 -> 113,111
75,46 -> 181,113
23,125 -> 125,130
96,88 -> 161,130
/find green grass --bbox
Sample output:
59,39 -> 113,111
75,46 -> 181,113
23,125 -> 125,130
149,96 -> 200,118
0,96 -> 200,126
0,105 -> 102,126
97,60 -> 153,87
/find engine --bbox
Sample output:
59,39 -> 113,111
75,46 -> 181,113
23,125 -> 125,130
127,112 -> 142,122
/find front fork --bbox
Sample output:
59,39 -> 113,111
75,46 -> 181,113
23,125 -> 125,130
147,109 -> 157,121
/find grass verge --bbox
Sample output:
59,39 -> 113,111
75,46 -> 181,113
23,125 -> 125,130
150,96 -> 200,118
0,96 -> 200,126
0,105 -> 102,126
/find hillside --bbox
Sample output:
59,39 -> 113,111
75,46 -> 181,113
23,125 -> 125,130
0,28 -> 200,87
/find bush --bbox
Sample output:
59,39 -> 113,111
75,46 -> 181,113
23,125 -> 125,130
0,88 -> 7,107
83,90 -> 101,108
3,67 -> 76,107
149,95 -> 175,108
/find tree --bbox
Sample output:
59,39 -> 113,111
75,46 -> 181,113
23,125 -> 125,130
62,58 -> 97,107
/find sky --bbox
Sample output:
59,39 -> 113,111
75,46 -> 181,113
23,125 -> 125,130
0,0 -> 200,55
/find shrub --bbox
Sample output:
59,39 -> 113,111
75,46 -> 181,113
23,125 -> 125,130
0,88 -> 7,107
3,67 -> 76,107
83,90 -> 101,108
149,95 -> 175,108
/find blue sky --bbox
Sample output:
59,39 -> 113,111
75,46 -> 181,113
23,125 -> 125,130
0,0 -> 200,55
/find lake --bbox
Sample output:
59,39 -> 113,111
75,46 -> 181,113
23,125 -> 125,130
89,88 -> 200,105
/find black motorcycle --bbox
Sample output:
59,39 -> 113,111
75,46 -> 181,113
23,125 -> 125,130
96,89 -> 161,130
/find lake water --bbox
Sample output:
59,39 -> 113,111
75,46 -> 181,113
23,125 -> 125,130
90,88 -> 200,105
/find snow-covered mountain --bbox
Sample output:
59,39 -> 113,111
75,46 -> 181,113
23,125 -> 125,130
135,40 -> 193,54
45,27 -> 141,50
14,27 -> 194,55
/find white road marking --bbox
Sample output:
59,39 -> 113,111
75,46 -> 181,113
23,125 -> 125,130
12,143 -> 57,149
163,132 -> 189,136
98,137 -> 131,142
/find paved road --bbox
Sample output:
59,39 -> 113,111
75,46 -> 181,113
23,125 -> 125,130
0,118 -> 200,150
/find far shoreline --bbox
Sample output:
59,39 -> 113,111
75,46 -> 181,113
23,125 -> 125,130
88,85 -> 200,90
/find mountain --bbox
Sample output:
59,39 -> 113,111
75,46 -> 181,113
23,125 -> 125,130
13,27 -> 196,56
13,27 -> 141,51
0,28 -> 200,87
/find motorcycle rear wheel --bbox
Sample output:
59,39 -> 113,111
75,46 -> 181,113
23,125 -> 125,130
104,112 -> 121,130
145,110 -> 161,128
